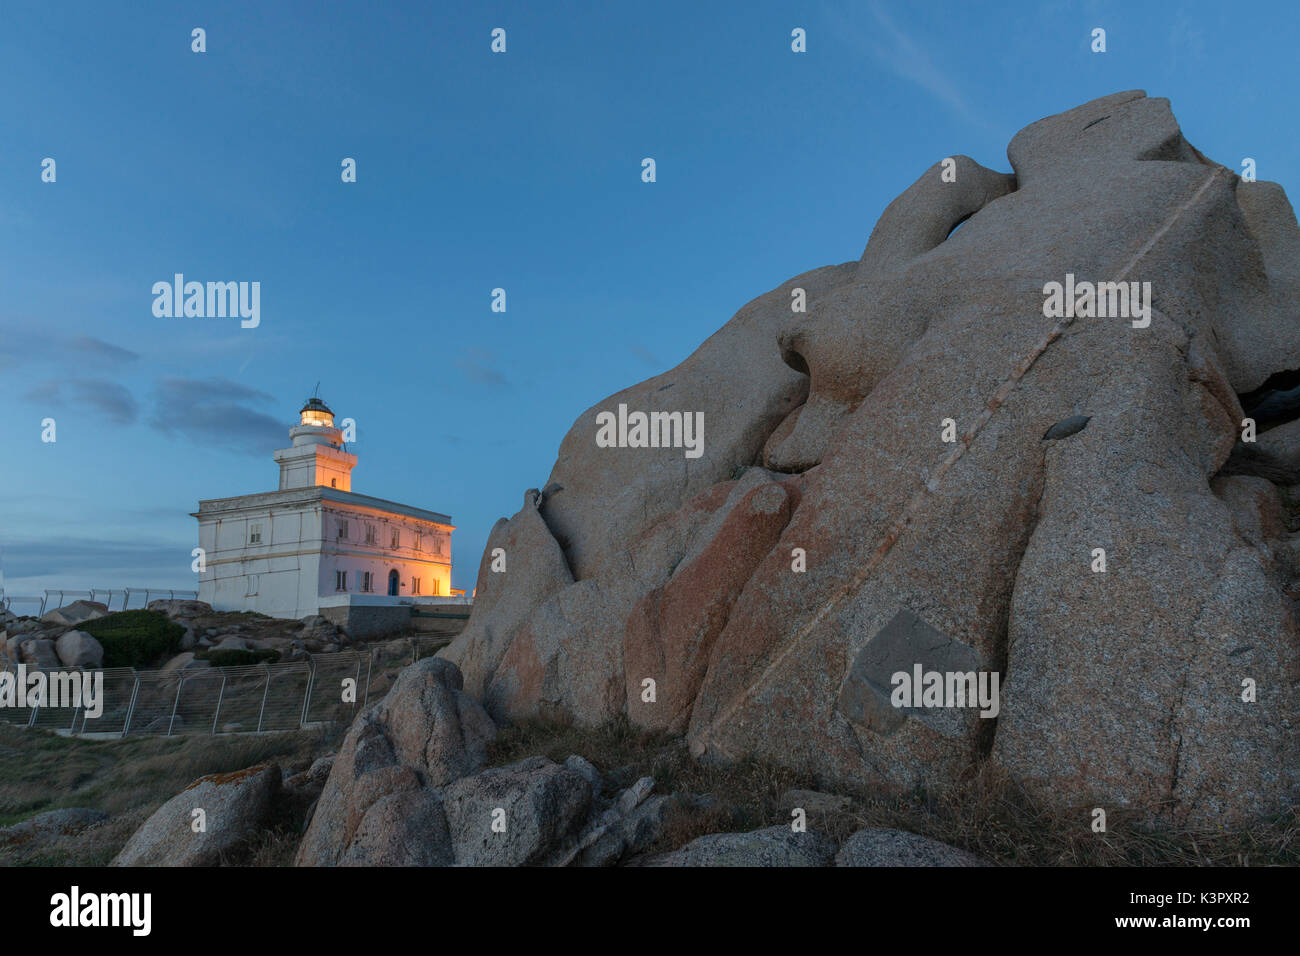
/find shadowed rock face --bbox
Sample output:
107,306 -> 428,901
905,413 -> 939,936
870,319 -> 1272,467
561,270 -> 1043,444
441,91 -> 1300,825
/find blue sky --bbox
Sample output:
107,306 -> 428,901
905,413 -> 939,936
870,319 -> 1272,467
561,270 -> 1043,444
1,0 -> 1297,599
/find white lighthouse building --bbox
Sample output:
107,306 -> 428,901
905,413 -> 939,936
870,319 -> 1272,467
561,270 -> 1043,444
193,395 -> 456,631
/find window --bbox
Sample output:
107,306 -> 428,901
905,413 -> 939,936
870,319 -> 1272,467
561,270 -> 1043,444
336,570 -> 347,591
337,519 -> 349,540
365,524 -> 376,545
415,532 -> 423,552
245,574 -> 258,596
390,528 -> 400,549
362,571 -> 373,592
412,577 -> 421,595
331,478 -> 337,488
249,523 -> 262,545
432,579 -> 441,596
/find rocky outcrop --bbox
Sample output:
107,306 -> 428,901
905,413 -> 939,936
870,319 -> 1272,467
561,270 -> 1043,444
112,763 -> 282,866
440,91 -> 1300,825
296,657 -> 497,866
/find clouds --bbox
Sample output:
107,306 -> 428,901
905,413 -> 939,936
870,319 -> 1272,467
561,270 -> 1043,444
23,378 -> 140,425
148,376 -> 286,453
0,535 -> 192,586
457,349 -> 510,388
0,327 -> 138,371
829,1 -> 976,121
18,364 -> 289,453
66,335 -> 140,364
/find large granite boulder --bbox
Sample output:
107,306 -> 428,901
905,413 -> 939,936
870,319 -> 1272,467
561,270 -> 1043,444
440,91 -> 1300,826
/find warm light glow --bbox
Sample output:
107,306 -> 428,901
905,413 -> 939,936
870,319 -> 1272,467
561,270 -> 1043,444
301,409 -> 334,427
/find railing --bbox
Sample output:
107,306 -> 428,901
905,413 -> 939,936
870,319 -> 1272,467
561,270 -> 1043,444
0,635 -> 448,737
0,588 -> 199,618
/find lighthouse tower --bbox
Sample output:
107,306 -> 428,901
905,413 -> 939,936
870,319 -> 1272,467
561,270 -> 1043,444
273,396 -> 358,491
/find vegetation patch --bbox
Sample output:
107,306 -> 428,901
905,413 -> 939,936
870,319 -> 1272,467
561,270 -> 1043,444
197,648 -> 281,667
77,610 -> 185,669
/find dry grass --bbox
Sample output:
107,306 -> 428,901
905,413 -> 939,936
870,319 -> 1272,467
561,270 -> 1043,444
489,715 -> 1299,866
0,721 -> 343,865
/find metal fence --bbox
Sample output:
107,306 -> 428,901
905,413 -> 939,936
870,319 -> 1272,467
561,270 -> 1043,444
0,635 -> 448,737
1,588 -> 199,618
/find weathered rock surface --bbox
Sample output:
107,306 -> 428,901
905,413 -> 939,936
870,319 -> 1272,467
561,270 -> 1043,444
41,600 -> 107,627
642,825 -> 837,867
443,756 -> 593,866
147,599 -> 213,619
295,657 -> 496,866
835,828 -> 988,867
112,763 -> 281,866
0,808 -> 109,848
440,91 -> 1300,825
19,638 -> 60,669
55,630 -> 104,669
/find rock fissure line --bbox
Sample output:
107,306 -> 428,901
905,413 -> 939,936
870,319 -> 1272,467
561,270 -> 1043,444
697,167 -> 1229,755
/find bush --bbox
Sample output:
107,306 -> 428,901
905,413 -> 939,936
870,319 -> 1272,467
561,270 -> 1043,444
200,648 -> 280,668
77,610 -> 184,669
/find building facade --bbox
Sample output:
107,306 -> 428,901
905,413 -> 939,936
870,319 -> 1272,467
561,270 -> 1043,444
194,397 -> 455,620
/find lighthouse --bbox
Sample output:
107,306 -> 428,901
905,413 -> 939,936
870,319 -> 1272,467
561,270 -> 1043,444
192,392 -> 457,633
273,396 -> 357,491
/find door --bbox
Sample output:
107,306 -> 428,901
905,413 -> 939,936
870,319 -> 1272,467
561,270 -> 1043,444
388,569 -> 400,596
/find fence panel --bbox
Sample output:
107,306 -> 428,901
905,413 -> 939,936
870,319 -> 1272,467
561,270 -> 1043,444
0,635 -> 453,738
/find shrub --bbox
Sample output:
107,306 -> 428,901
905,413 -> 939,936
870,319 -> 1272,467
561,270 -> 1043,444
200,648 -> 280,668
77,610 -> 184,669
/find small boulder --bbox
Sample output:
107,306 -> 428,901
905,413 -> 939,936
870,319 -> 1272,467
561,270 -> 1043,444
0,808 -> 110,848
442,756 -> 593,866
40,600 -> 108,627
146,599 -> 213,619
55,630 -> 104,669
